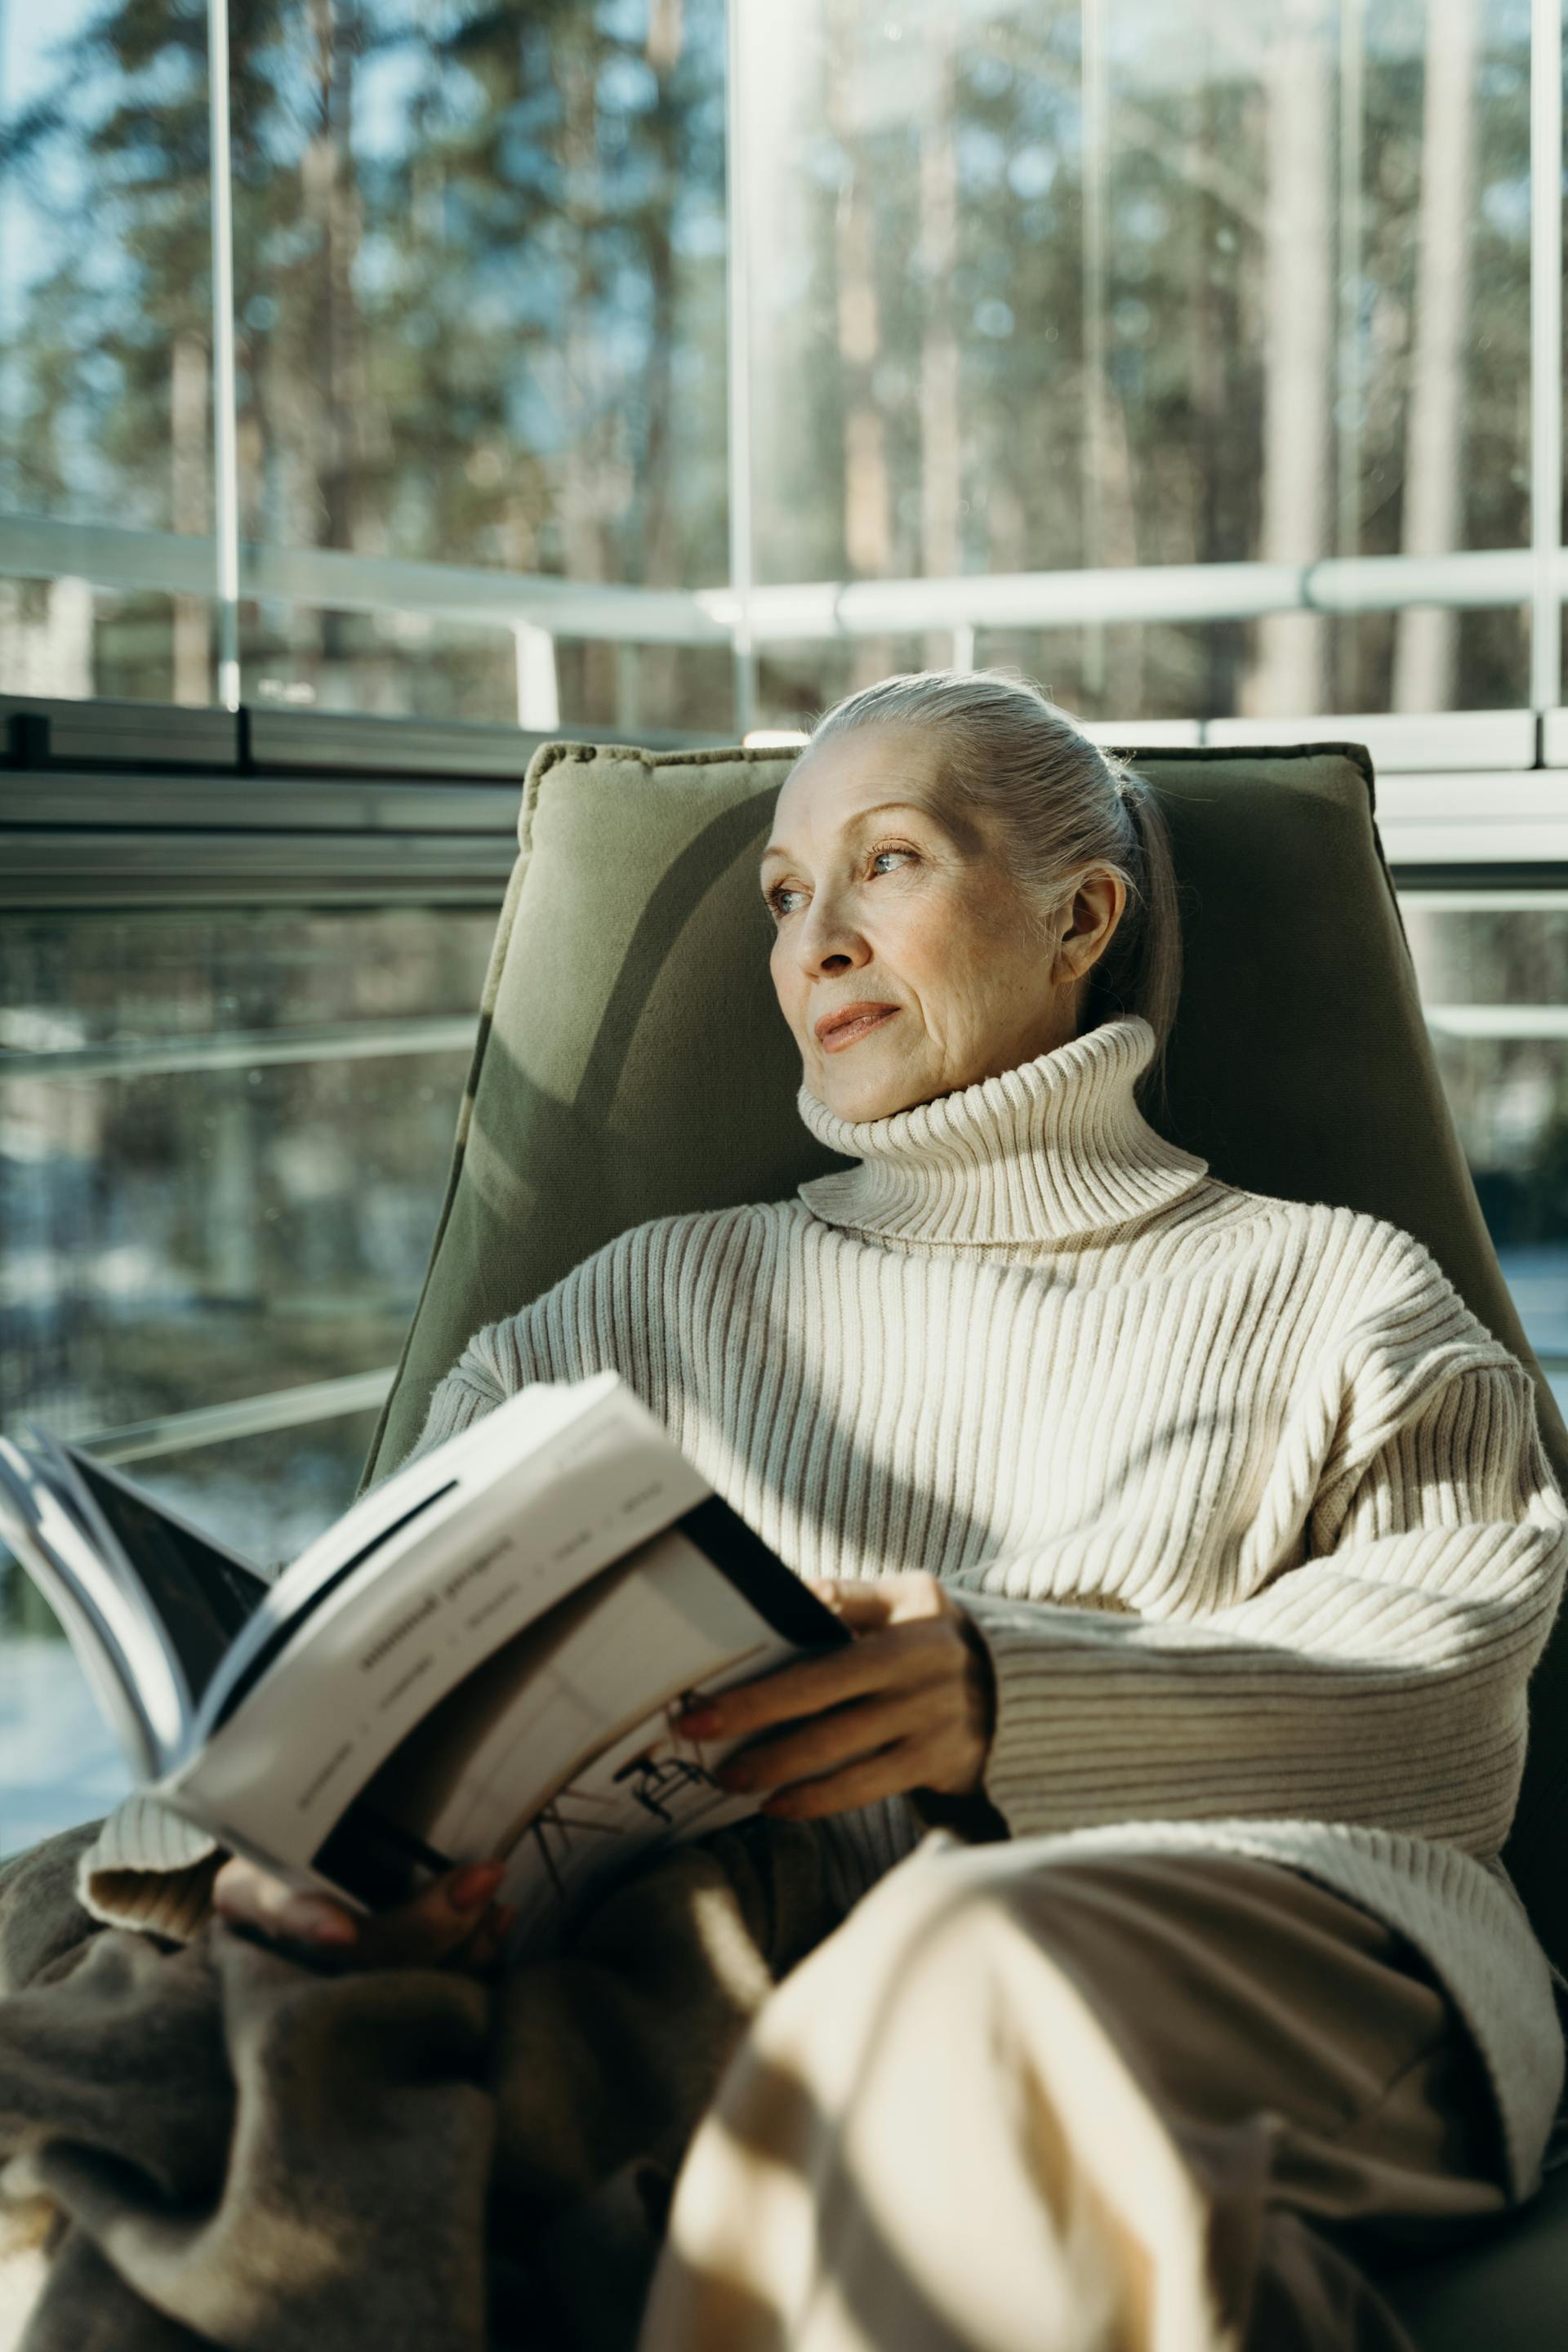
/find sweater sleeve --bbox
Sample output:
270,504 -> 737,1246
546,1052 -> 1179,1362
951,1234 -> 1568,1863
396,1330 -> 516,1470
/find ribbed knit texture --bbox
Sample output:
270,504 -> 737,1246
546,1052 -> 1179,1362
77,1013 -> 1568,2197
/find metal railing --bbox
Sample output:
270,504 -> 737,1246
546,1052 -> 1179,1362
85,1369 -> 397,1468
7,511 -> 1568,728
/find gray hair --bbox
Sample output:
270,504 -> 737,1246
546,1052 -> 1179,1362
800,665 -> 1184,1121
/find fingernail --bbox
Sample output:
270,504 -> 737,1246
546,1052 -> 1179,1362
676,1708 -> 720,1739
449,1864 -> 505,1912
286,1900 -> 357,1945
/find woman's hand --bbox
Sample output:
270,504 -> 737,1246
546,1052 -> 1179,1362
212,1855 -> 517,1974
673,1571 -> 997,1820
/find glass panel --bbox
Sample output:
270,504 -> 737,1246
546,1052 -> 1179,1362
0,0 -> 217,702
738,0 -> 1534,723
0,905 -> 494,1442
0,1632 -> 136,1856
231,0 -> 730,727
1401,893 -> 1568,1415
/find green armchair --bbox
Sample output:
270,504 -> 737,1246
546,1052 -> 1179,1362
363,735 -> 1568,2349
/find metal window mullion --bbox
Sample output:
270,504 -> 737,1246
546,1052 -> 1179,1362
207,0 -> 242,710
1080,0 -> 1108,698
724,0 -> 757,737
1337,0 -> 1365,565
1531,0 -> 1563,713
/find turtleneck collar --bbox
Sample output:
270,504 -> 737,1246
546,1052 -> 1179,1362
794,1013 -> 1209,1247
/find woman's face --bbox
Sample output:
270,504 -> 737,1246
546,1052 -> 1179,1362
762,723 -> 1125,1122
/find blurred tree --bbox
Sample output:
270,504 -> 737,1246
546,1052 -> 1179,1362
1392,0 -> 1477,712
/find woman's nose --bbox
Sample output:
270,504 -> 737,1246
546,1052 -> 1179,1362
796,889 -> 869,973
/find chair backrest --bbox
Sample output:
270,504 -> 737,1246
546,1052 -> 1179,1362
363,737 -> 1568,1971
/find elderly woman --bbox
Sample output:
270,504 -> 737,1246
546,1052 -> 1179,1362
73,670 -> 1568,2350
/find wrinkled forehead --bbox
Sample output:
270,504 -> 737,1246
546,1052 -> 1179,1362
767,724 -> 976,856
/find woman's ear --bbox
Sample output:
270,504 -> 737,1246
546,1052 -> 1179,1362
1050,872 -> 1125,984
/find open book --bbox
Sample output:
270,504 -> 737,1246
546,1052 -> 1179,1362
0,1374 -> 848,1952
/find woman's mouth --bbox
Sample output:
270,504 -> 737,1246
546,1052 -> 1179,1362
818,1006 -> 900,1054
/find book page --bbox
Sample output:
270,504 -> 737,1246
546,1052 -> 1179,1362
308,1526 -> 808,1949
0,1435 -> 195,1775
62,1448 -> 265,1696
185,1374 -> 637,1744
162,1379 -> 715,1861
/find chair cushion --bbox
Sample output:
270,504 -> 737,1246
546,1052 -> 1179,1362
1370,2161 -> 1568,2349
362,737 -> 1568,1973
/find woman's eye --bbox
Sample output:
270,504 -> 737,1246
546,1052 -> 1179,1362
766,847 -> 914,920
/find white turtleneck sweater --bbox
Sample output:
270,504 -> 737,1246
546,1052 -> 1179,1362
76,1014 -> 1568,2199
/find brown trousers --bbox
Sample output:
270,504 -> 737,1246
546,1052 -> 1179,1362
636,1834 -> 1515,2352
0,1822 -> 1519,2352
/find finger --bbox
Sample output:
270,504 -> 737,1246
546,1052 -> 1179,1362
357,1863 -> 506,1967
213,1857 -> 359,1950
806,1578 -> 898,1630
760,1741 -> 938,1821
675,1624 -> 938,1744
452,1901 -> 518,1978
812,1574 -> 952,1628
716,1690 -> 942,1797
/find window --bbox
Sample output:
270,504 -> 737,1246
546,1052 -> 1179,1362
2,3 -> 1561,730
0,0 -> 733,727
737,0 -> 1539,723
4,1 -> 1568,1848
0,0 -> 217,702
1402,889 -> 1568,1424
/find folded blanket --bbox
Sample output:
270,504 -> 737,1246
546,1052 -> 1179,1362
0,1821 -> 847,2352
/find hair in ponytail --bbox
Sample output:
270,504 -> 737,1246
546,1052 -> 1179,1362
800,666 -> 1186,1123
